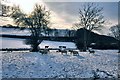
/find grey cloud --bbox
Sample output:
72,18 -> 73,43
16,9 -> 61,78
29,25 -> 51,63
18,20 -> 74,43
44,2 -> 118,25
43,2 -> 118,34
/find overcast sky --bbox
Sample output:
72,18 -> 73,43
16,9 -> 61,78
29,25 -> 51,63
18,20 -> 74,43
45,2 -> 118,35
0,0 -> 119,35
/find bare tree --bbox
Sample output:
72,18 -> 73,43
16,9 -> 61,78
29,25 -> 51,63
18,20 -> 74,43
10,4 -> 50,52
75,3 -> 105,51
10,6 -> 26,26
1,4 -> 12,16
110,25 -> 120,53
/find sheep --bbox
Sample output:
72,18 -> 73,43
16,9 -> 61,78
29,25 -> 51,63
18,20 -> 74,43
61,50 -> 67,54
69,50 -> 79,55
40,49 -> 49,54
72,51 -> 79,55
88,48 -> 95,54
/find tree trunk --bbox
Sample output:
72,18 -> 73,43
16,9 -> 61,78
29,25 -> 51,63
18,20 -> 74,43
83,28 -> 87,51
30,36 -> 41,52
87,30 -> 92,47
31,43 -> 39,52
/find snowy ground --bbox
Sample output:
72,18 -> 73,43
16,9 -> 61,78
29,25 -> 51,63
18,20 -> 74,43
1,38 -> 76,49
0,27 -> 30,36
1,38 -> 30,48
2,50 -> 118,78
1,37 -> 118,78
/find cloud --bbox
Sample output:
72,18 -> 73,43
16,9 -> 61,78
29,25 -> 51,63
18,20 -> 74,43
44,2 -> 81,29
1,0 -> 45,14
0,1 -> 118,35
49,11 -> 78,29
0,17 -> 15,26
44,2 -> 118,34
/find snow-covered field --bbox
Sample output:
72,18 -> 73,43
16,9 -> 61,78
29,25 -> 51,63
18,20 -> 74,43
1,38 -> 76,49
0,27 -> 30,36
0,18 -> 118,79
1,37 -> 118,78
2,50 -> 118,78
1,38 -> 30,48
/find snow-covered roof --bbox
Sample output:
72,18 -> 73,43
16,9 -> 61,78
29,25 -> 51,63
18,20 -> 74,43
39,40 -> 76,48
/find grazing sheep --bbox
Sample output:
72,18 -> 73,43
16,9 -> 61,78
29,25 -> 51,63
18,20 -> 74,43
69,50 -> 79,55
69,49 -> 74,54
88,48 -> 95,54
56,46 -> 67,54
40,49 -> 49,54
61,50 -> 67,54
73,51 -> 79,55
56,49 -> 61,52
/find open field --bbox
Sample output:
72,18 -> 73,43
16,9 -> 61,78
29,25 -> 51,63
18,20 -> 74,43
2,50 -> 118,78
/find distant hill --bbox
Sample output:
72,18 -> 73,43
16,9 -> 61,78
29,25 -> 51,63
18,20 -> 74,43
75,28 -> 118,49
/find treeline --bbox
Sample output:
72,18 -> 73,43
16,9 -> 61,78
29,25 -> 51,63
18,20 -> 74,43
1,34 -> 76,42
1,25 -> 26,30
1,25 -> 76,37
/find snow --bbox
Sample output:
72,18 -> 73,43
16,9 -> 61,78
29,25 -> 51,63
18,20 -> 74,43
1,38 -> 76,49
1,38 -> 30,48
2,50 -> 118,78
0,27 -> 30,36
0,28 -> 118,78
39,40 -> 76,48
